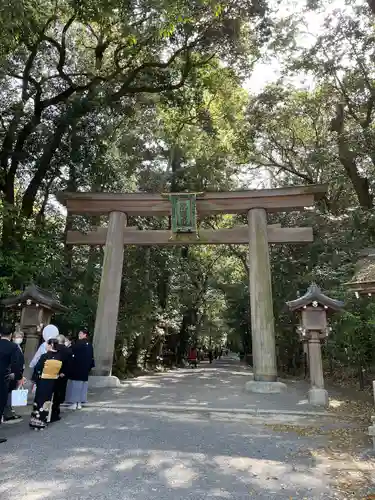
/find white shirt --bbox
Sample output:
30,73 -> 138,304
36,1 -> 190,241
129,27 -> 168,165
29,342 -> 47,369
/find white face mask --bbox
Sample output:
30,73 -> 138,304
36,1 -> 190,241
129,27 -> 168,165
14,338 -> 23,345
64,341 -> 70,347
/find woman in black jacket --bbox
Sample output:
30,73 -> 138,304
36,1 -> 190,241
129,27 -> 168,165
65,329 -> 95,410
29,339 -> 63,430
50,334 -> 72,422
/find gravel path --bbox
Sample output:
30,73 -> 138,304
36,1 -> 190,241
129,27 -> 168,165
0,359 -> 342,499
87,359 -> 320,413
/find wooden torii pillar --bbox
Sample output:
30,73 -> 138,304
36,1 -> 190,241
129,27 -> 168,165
58,184 -> 327,389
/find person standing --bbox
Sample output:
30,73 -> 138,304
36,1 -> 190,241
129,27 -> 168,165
65,329 -> 95,410
3,330 -> 25,422
50,335 -> 72,422
0,324 -> 24,443
29,324 -> 59,370
30,339 -> 63,430
208,349 -> 213,364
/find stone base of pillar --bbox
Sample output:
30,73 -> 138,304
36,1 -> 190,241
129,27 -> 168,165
308,388 -> 328,406
88,375 -> 121,388
245,380 -> 287,394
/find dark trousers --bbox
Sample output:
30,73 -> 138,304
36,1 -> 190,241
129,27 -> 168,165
0,378 -> 9,423
3,379 -> 17,419
51,377 -> 68,421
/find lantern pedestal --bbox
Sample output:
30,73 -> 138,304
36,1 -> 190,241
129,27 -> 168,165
307,331 -> 329,407
245,380 -> 287,394
23,331 -> 41,380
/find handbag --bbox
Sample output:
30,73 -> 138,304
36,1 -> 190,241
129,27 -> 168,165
11,386 -> 29,407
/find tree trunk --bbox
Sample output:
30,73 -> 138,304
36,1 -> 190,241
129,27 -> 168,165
176,311 -> 190,365
331,103 -> 373,208
35,180 -> 53,228
61,165 -> 77,304
0,104 -> 25,198
21,118 -> 69,217
176,307 -> 198,365
126,336 -> 142,372
336,136 -> 373,208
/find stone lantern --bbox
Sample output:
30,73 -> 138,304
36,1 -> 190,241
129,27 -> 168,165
0,284 -> 68,378
286,284 -> 344,406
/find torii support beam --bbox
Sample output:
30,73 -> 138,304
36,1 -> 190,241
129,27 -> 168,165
66,225 -> 314,246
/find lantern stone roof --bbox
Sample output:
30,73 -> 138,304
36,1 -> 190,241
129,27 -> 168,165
344,249 -> 375,294
0,284 -> 68,312
286,284 -> 344,312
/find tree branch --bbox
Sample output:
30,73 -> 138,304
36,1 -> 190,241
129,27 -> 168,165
21,116 -> 69,217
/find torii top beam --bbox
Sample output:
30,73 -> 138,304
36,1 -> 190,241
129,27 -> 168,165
57,184 -> 327,216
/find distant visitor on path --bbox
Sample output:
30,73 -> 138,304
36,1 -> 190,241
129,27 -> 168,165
65,328 -> 95,410
188,346 -> 198,368
208,349 -> 213,364
30,338 -> 63,430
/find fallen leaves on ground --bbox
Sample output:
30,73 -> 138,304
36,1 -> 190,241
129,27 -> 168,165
265,423 -> 369,452
328,399 -> 373,426
265,422 -> 374,499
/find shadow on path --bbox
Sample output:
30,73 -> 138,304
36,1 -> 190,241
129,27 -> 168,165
0,403 -> 335,500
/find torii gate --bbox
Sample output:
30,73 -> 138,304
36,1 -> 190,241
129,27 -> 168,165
58,184 -> 327,392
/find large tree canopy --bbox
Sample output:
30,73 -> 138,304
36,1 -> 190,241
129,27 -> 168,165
0,0 -> 374,383
0,0 -> 269,218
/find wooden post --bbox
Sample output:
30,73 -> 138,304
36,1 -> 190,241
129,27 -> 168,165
92,211 -> 127,377
307,331 -> 328,406
246,208 -> 283,392
307,332 -> 325,389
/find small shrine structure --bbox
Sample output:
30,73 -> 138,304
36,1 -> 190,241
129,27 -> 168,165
344,248 -> 375,297
0,284 -> 67,378
286,284 -> 344,406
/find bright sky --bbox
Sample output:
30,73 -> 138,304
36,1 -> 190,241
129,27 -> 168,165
236,0 -> 351,189
245,0 -> 348,94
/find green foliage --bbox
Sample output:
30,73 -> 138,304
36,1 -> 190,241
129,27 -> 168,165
1,0 -> 374,382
